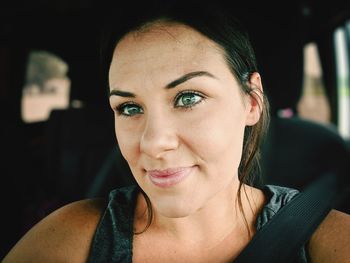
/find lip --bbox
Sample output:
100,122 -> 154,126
147,166 -> 195,188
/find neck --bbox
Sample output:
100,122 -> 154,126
135,179 -> 264,249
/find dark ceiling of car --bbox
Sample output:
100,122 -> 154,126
1,0 -> 349,109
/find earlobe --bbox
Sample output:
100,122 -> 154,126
245,72 -> 263,126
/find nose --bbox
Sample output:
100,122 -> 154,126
140,113 -> 179,159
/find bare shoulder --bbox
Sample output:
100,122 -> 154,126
308,209 -> 350,263
2,198 -> 107,263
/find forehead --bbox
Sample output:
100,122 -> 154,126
109,23 -> 228,87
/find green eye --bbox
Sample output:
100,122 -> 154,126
175,92 -> 203,107
117,103 -> 143,117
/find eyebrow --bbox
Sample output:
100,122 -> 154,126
109,70 -> 216,98
109,89 -> 135,98
166,71 -> 216,89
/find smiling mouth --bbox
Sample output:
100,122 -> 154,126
146,166 -> 196,188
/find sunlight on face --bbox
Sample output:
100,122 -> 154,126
108,22 -> 253,218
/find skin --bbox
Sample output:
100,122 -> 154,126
3,22 -> 350,263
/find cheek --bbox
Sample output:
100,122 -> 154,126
184,104 -> 246,169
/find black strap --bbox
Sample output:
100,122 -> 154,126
234,173 -> 338,263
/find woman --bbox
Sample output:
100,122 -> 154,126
3,3 -> 349,262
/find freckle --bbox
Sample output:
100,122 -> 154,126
48,226 -> 56,233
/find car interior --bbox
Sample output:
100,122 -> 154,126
1,0 -> 350,259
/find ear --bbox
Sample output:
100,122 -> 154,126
245,72 -> 263,126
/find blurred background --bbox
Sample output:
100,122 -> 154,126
1,0 -> 350,259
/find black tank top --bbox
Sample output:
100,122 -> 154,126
88,185 -> 309,262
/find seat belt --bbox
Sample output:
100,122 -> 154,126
234,172 -> 338,263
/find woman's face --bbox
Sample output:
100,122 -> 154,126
108,22 -> 259,218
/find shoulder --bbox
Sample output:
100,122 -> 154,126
2,198 -> 107,263
308,209 -> 350,263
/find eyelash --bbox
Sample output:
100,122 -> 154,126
174,90 -> 205,109
115,90 -> 206,118
115,102 -> 142,118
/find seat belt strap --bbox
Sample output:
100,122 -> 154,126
234,173 -> 337,263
